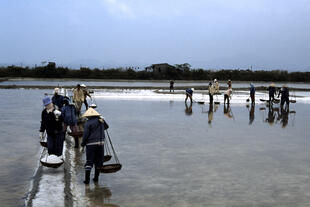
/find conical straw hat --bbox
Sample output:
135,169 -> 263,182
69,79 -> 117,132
82,108 -> 101,117
270,83 -> 275,87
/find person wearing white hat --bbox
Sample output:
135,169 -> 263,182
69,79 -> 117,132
185,88 -> 194,103
81,108 -> 109,184
214,79 -> 219,94
52,87 -> 64,110
81,84 -> 92,110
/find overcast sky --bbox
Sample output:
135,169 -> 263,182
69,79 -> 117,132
0,0 -> 309,70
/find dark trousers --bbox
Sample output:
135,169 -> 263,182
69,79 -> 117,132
269,94 -> 274,103
281,97 -> 289,107
250,93 -> 255,104
47,132 -> 64,156
224,94 -> 230,104
85,145 -> 104,171
84,99 -> 88,110
209,94 -> 213,104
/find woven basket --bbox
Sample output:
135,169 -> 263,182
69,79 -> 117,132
100,164 -> 122,173
40,141 -> 48,148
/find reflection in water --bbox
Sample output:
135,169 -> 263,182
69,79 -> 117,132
208,104 -> 214,125
184,102 -> 193,115
223,104 -> 233,119
247,104 -> 255,125
261,104 -> 295,128
85,184 -> 119,207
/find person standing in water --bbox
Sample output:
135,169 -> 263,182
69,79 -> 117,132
214,79 -> 219,94
81,108 -> 109,184
185,88 -> 194,103
40,97 -> 64,156
62,97 -> 79,148
267,83 -> 276,104
208,82 -> 215,104
169,80 -> 175,92
224,83 -> 232,105
278,85 -> 290,108
250,83 -> 255,104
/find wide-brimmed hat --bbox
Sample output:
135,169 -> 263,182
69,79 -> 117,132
43,97 -> 52,106
82,108 -> 101,117
270,83 -> 275,87
214,79 -> 217,82
191,88 -> 195,91
282,84 -> 288,88
81,84 -> 86,88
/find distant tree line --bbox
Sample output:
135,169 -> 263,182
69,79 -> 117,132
0,63 -> 310,82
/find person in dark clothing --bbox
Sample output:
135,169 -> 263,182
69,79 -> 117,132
267,83 -> 276,104
250,83 -> 255,104
208,82 -> 214,104
185,88 -> 194,103
81,108 -> 109,184
62,97 -> 79,147
278,85 -> 290,108
40,97 -> 64,156
52,88 -> 64,110
169,80 -> 174,92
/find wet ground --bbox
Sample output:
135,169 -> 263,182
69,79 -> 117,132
1,89 -> 310,206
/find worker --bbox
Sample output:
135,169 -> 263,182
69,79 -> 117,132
81,84 -> 92,110
208,82 -> 215,104
267,83 -> 276,104
73,84 -> 84,117
278,85 -> 290,108
224,84 -> 232,105
214,79 -> 219,94
169,80 -> 175,92
81,108 -> 109,184
185,88 -> 194,103
250,83 -> 255,104
62,97 -> 79,148
40,97 -> 64,156
52,88 -> 64,110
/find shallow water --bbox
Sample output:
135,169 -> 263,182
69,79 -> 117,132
1,89 -> 310,206
1,79 -> 310,89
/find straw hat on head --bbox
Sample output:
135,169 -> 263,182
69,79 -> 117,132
270,83 -> 275,87
191,88 -> 195,91
282,84 -> 288,88
81,84 -> 86,88
82,108 -> 101,117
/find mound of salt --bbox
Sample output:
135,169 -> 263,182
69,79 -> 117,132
41,155 -> 63,164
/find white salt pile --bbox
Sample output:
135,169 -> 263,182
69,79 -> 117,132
41,155 -> 63,164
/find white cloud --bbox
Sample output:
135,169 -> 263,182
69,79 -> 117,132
101,0 -> 135,19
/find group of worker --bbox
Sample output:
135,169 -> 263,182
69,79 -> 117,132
183,79 -> 291,109
39,84 -> 108,184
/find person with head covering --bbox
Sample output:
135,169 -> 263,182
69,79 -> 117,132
224,84 -> 232,105
52,88 -> 64,110
81,84 -> 92,110
214,79 -> 219,94
81,108 -> 109,184
267,83 -> 276,104
39,97 -> 64,156
185,88 -> 194,103
278,84 -> 290,108
208,82 -> 215,104
73,84 -> 84,117
250,83 -> 255,104
62,97 -> 79,147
